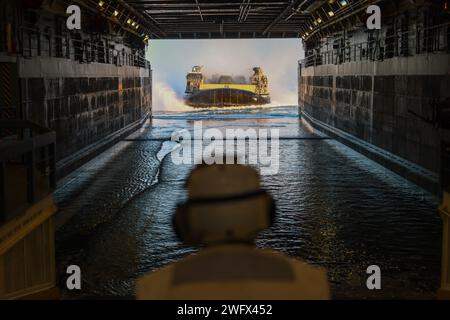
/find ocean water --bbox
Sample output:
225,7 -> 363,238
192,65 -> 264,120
54,105 -> 441,299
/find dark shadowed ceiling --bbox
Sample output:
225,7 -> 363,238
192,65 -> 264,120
124,0 -> 319,39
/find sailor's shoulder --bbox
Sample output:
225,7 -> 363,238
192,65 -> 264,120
257,249 -> 331,298
135,264 -> 175,300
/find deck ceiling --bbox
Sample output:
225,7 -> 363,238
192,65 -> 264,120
124,0 -> 318,39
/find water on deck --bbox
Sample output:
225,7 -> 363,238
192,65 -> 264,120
54,106 -> 440,299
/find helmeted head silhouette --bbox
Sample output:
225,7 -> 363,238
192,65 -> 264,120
173,164 -> 276,245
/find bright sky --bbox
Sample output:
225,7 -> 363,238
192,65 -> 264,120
146,39 -> 304,111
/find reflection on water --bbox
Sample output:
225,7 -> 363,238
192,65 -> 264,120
55,106 -> 440,299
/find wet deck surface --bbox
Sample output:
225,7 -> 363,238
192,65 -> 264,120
54,106 -> 441,299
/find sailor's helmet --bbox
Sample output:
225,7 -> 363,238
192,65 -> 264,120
173,164 -> 276,245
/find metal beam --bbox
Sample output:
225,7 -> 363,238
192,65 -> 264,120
122,0 -> 315,38
194,0 -> 204,21
262,0 -> 309,36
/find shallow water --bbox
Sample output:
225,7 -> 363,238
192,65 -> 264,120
54,106 -> 441,299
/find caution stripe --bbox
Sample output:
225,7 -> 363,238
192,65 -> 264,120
0,63 -> 16,129
0,63 -> 13,107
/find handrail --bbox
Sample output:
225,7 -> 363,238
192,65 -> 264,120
17,25 -> 151,70
0,120 -> 56,223
300,22 -> 450,68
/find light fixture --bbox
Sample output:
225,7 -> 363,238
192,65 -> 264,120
135,24 -> 139,30
328,11 -> 335,17
339,0 -> 348,7
113,10 -> 119,17
131,21 -> 136,26
98,0 -> 105,7
316,17 -> 322,24
127,19 -> 132,24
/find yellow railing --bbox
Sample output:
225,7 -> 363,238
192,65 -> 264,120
438,191 -> 450,300
0,120 -> 58,299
